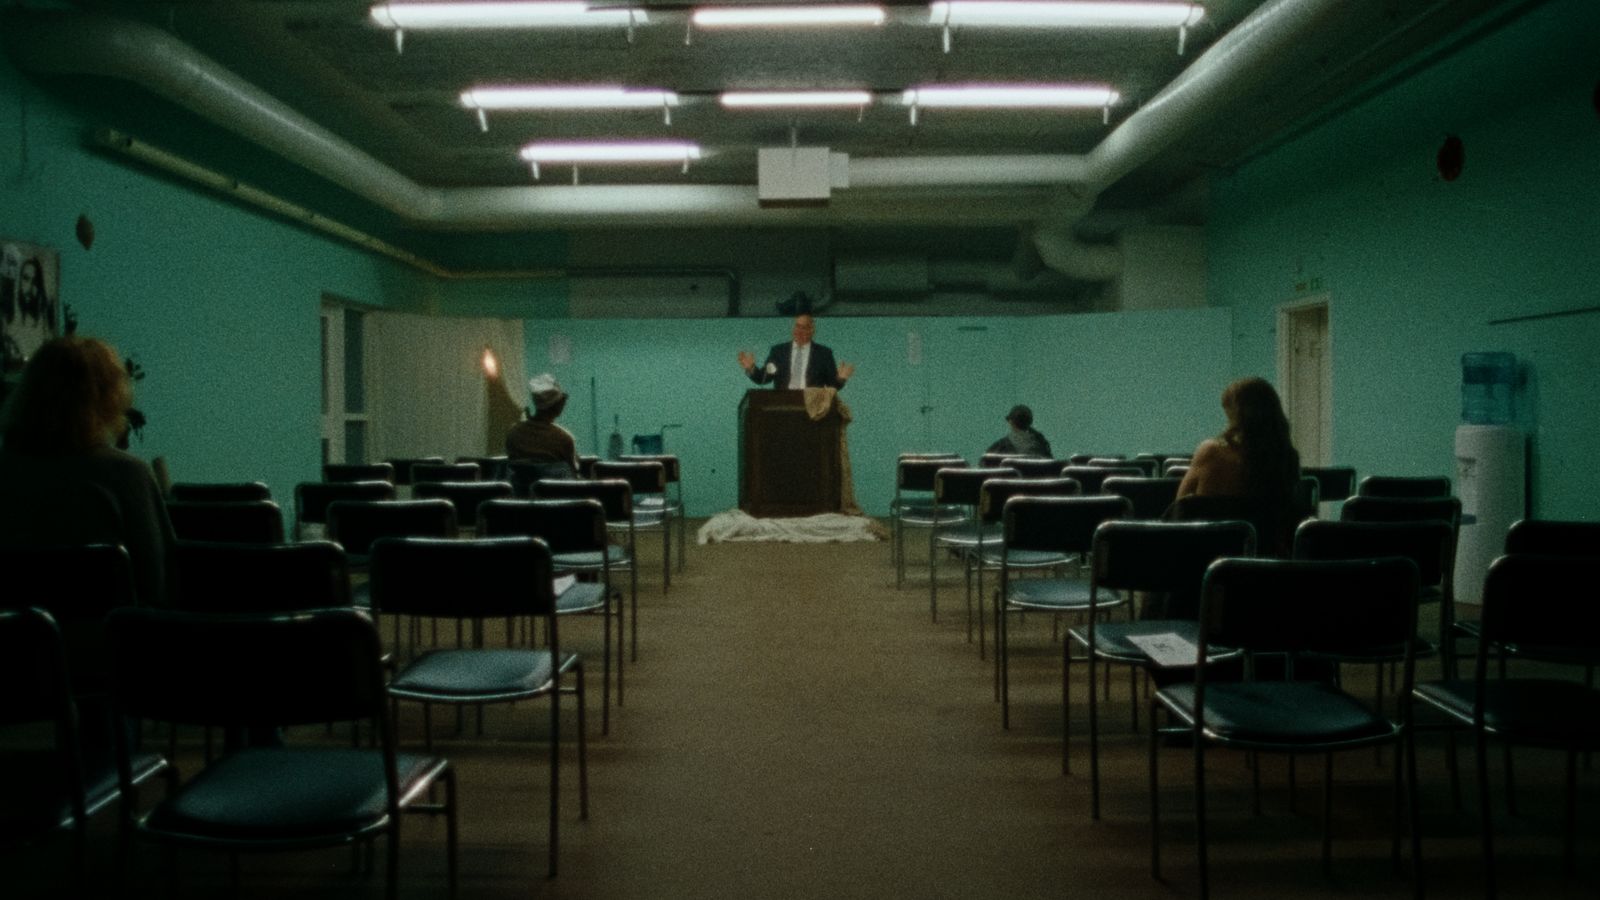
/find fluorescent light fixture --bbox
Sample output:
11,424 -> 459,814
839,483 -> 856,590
720,91 -> 874,109
692,5 -> 886,28
519,142 -> 702,163
462,87 -> 679,110
370,2 -> 649,29
902,85 -> 1119,107
928,1 -> 1204,28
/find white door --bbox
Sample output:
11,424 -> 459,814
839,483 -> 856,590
1277,298 -> 1331,468
320,303 -> 371,465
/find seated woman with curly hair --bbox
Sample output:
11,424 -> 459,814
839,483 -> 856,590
0,335 -> 174,607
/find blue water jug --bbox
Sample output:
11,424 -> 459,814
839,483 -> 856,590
1460,352 -> 1516,425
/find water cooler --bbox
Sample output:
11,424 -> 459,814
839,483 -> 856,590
1453,353 -> 1524,604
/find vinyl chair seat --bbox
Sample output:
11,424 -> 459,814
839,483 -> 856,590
893,502 -> 967,526
932,522 -> 1001,549
556,582 -> 607,615
0,749 -> 166,839
389,649 -> 570,701
143,748 -> 446,843
552,546 -> 630,570
1412,679 -> 1600,745
1158,682 -> 1397,746
1071,618 -> 1211,665
979,547 -> 1071,568
1005,576 -> 1100,613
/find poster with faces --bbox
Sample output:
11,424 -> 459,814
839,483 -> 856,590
0,241 -> 60,373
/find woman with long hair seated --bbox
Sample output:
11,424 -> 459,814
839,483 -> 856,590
0,335 -> 174,607
1175,376 -> 1302,556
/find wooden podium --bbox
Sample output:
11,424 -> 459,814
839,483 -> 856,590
738,389 -> 842,517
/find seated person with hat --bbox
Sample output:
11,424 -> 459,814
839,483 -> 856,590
506,374 -> 580,492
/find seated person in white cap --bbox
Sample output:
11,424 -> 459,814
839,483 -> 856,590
506,374 -> 580,492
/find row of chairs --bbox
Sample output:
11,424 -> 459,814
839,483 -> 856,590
2,533 -> 594,894
895,451 -> 1596,896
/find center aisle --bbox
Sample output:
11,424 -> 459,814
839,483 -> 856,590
553,538 -> 1092,899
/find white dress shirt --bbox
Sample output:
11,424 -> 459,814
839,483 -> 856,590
788,342 -> 810,389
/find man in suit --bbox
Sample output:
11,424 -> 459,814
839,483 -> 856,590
737,314 -> 855,389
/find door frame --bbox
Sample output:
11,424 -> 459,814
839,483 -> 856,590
1275,294 -> 1332,467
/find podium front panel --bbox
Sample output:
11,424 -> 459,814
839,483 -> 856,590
739,390 -> 842,517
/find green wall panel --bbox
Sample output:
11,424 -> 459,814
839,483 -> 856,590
523,310 -> 1231,516
1207,0 -> 1599,520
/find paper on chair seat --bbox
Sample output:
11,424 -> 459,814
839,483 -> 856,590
553,575 -> 576,597
1126,632 -> 1201,668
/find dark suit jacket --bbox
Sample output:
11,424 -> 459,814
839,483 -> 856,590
748,341 -> 845,390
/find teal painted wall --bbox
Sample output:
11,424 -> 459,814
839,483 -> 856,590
2,54 -> 424,505
1207,0 -> 1600,520
524,309 -> 1231,516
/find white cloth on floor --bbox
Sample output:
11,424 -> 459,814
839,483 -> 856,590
697,509 -> 886,544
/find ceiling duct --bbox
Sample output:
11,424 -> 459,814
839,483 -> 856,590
3,0 -> 1346,263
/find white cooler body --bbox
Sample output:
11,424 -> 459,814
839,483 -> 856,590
1453,424 -> 1525,604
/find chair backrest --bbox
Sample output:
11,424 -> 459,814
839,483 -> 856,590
1340,495 -> 1462,529
1294,519 -> 1454,595
172,541 -> 350,613
577,455 -> 600,479
507,459 -> 576,497
0,607 -> 86,837
593,460 -> 667,497
1103,457 -> 1158,477
1059,466 -> 1138,494
411,481 -> 515,528
1476,554 -> 1600,661
978,477 -> 1080,523
533,478 -> 633,522
294,480 -> 395,526
1198,557 -> 1420,661
933,467 -> 1018,506
619,454 -> 682,483
1163,464 -> 1191,479
1001,494 -> 1132,555
168,482 -> 271,503
1000,457 -> 1071,478
369,536 -> 557,621
108,607 -> 387,729
384,457 -> 447,486
898,456 -> 966,493
325,499 -> 457,557
1091,520 -> 1257,618
1358,474 -> 1451,498
411,462 -> 480,484
166,500 -> 285,544
322,463 -> 394,484
1302,466 -> 1357,503
1069,453 -> 1123,465
456,456 -> 509,481
1503,519 -> 1600,557
478,498 -> 608,554
0,544 -> 133,696
1171,494 -> 1301,559
1294,475 -> 1321,520
980,452 -> 1036,468
1101,476 -> 1181,520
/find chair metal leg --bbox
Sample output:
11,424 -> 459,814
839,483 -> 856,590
629,555 -> 639,662
444,767 -> 459,896
1565,750 -> 1577,876
601,591 -> 612,736
1196,731 -> 1210,900
1476,728 -> 1497,900
1322,752 -> 1334,873
928,529 -> 939,624
1000,595 -> 1011,729
1406,722 -> 1424,895
549,666 -> 561,879
1150,701 -> 1163,881
576,662 -> 590,820
1086,639 -> 1098,808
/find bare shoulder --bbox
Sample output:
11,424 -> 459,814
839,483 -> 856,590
1190,438 -> 1228,462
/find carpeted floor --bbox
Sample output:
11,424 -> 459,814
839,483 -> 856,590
13,527 -> 1595,898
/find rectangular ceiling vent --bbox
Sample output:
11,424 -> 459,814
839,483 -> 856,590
758,148 -> 848,207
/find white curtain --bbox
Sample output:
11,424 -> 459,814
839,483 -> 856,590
368,312 -> 526,460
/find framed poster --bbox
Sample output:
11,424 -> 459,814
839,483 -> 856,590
1,240 -> 62,374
